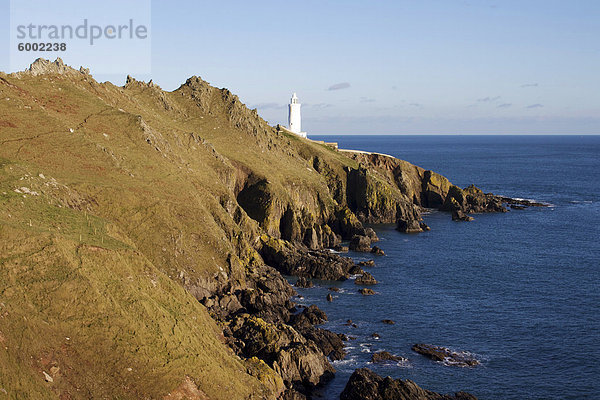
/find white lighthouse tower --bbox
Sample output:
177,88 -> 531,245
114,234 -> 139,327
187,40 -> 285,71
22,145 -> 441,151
288,93 -> 307,138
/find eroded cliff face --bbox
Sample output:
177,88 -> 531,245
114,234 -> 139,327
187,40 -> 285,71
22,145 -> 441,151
0,59 -> 510,399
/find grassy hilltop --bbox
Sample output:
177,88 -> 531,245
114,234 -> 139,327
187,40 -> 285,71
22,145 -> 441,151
0,59 -> 496,399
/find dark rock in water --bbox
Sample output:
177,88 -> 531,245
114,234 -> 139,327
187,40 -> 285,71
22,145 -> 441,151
328,287 -> 340,292
396,217 -> 424,233
326,293 -> 333,302
451,210 -> 474,222
419,222 -> 431,231
348,336 -> 357,340
349,235 -> 372,252
355,271 -> 378,285
359,288 -> 375,296
381,319 -> 395,325
412,344 -> 480,367
340,368 -> 478,400
500,196 -> 547,208
359,260 -> 375,267
333,245 -> 350,252
338,333 -> 349,341
343,319 -> 358,328
370,351 -> 406,363
364,227 -> 379,242
349,264 -> 365,275
371,332 -> 380,339
295,276 -> 314,288
371,246 -> 385,256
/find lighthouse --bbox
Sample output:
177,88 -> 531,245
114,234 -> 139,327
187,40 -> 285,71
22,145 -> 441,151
288,93 -> 307,138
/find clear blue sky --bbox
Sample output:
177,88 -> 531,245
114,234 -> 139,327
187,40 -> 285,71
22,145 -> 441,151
1,0 -> 599,134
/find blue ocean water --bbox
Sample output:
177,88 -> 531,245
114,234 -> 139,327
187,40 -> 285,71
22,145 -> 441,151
305,135 -> 600,399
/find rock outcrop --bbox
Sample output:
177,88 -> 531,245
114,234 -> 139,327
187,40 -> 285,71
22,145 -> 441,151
355,271 -> 378,285
259,235 -> 357,281
412,344 -> 480,367
340,368 -> 477,400
451,210 -> 474,222
370,351 -> 407,363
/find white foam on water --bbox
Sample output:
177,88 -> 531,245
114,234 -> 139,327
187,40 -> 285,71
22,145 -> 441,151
332,355 -> 359,371
360,343 -> 372,353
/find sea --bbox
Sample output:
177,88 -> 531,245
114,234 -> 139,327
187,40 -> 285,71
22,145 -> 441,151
301,135 -> 600,400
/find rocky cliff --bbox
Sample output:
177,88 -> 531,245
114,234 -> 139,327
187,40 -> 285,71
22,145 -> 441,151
0,59 -> 523,399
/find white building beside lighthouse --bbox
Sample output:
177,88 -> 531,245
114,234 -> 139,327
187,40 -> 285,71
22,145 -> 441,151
288,93 -> 307,138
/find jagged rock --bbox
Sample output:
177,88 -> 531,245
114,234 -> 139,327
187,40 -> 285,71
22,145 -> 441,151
349,235 -> 372,252
24,58 -> 82,77
280,388 -> 307,400
382,319 -> 395,325
273,341 -> 335,389
355,272 -> 378,285
260,236 -> 355,280
443,185 -> 507,215
290,305 -> 327,330
333,245 -> 350,252
412,344 -> 480,367
349,264 -> 365,275
340,368 -> 478,400
326,293 -> 333,302
231,314 -> 336,393
370,351 -> 406,363
359,260 -> 375,267
359,288 -> 375,296
420,222 -> 431,231
371,333 -> 380,339
328,287 -> 340,292
371,246 -> 385,256
451,210 -> 474,222
364,227 -> 379,242
397,218 -> 424,233
236,264 -> 297,324
301,327 -> 346,361
295,277 -> 314,288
